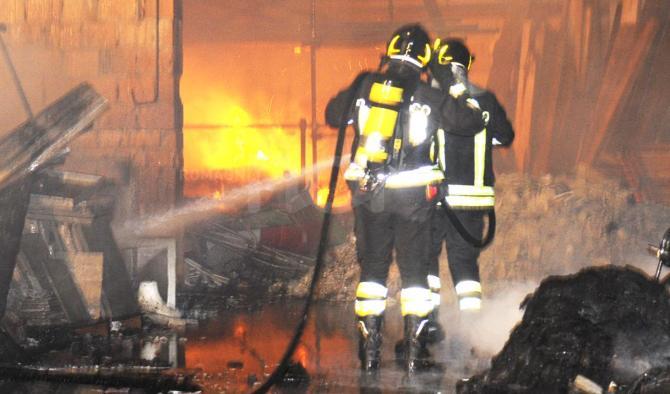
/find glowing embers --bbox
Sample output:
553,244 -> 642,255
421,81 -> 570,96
183,100 -> 301,199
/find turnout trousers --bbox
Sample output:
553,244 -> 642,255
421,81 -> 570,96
429,208 -> 484,287
353,186 -> 433,289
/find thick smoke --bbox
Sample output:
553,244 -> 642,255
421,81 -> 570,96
440,282 -> 537,356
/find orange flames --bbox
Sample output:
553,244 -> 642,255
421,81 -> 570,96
182,43 -> 383,209
184,105 -> 300,177
182,94 -> 353,208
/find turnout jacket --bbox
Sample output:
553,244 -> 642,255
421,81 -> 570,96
325,71 -> 484,189
442,82 -> 514,209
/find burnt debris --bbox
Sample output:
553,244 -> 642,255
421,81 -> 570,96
181,185 -> 347,310
0,83 -> 107,321
458,265 -> 670,393
4,170 -> 138,334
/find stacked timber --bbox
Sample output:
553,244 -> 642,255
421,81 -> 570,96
4,170 -> 139,333
0,83 -> 107,319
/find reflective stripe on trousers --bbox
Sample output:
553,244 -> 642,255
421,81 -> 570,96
355,281 -> 387,317
400,287 -> 433,317
456,280 -> 481,311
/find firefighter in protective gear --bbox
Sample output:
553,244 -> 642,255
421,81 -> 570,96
325,26 -> 484,372
428,38 -> 514,319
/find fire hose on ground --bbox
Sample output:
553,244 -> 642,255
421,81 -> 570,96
251,72 -> 369,393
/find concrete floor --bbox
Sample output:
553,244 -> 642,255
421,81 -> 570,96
0,299 -> 510,393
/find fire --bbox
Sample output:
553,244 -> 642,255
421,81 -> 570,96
233,321 -> 247,340
181,42 -> 376,209
294,344 -> 309,367
316,183 -> 352,209
184,105 -> 299,176
183,97 -> 354,209
183,98 -> 304,200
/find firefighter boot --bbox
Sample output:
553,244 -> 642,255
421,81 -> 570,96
419,309 -> 445,345
402,315 -> 432,372
358,315 -> 383,371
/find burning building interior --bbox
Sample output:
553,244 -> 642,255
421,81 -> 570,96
0,0 -> 669,393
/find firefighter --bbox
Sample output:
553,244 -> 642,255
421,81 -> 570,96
325,25 -> 484,372
427,38 -> 514,326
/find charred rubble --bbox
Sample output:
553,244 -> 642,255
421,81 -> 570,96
0,85 -> 202,391
457,265 -> 670,394
179,184 -> 348,316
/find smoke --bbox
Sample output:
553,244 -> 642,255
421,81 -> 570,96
429,256 -> 665,376
610,336 -> 670,381
624,251 -> 663,278
432,281 -> 538,374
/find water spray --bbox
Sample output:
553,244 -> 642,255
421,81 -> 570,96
118,154 -> 349,240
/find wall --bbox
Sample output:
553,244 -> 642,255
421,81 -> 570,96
0,0 -> 183,220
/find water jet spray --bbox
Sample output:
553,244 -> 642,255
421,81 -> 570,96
118,154 -> 350,240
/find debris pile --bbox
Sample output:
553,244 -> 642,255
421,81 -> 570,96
181,186 -> 348,310
480,169 -> 670,289
0,83 -> 108,320
457,265 -> 670,393
288,227 -> 360,300
3,170 -> 138,337
292,169 -> 670,301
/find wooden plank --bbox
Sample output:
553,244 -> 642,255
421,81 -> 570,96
81,217 -> 139,319
20,233 -> 91,323
0,180 -> 32,318
0,83 -> 108,191
26,194 -> 95,224
0,83 -> 106,321
530,8 -> 569,175
578,21 -> 657,165
623,4 -> 670,145
69,253 -> 104,320
512,20 -> 537,172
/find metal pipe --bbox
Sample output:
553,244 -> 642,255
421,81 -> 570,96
300,118 -> 307,177
184,123 -> 324,129
0,23 -> 33,119
310,0 -> 318,200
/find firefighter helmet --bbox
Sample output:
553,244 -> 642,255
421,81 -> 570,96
385,24 -> 432,69
432,38 -> 474,70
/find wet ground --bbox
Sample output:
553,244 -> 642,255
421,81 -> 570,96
0,300 -> 498,393
183,300 -> 492,393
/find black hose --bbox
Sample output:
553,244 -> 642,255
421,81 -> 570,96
0,364 -> 201,392
251,73 -> 368,393
440,202 -> 496,248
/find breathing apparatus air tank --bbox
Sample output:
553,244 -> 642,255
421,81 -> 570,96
352,24 -> 432,191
